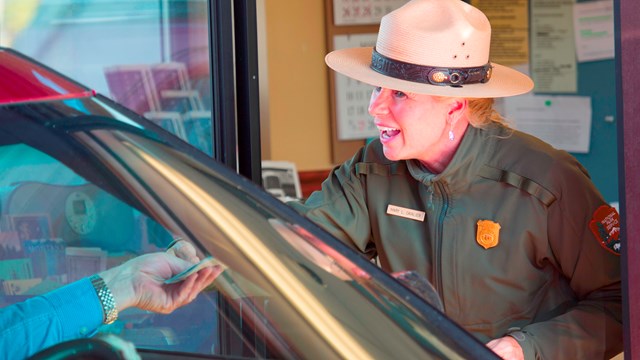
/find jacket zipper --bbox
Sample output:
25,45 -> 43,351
433,181 -> 449,306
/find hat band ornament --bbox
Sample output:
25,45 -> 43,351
370,48 -> 493,87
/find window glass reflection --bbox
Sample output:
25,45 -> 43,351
0,0 -> 213,156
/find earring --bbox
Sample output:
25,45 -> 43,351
448,123 -> 455,141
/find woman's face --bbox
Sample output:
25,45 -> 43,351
368,87 -> 452,163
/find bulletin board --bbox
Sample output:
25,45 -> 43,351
324,0 -> 409,164
474,0 -> 619,203
325,0 -> 619,205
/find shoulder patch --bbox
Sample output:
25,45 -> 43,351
588,205 -> 621,255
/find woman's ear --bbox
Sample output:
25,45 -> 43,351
447,98 -> 468,124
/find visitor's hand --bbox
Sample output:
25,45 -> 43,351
166,238 -> 199,264
486,336 -> 524,360
100,252 -> 223,314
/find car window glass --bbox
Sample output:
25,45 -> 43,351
0,112 -> 486,359
0,142 -> 220,354
0,139 -> 314,358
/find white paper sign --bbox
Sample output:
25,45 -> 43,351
503,94 -> 592,153
573,0 -> 614,62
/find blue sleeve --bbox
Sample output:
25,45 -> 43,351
0,277 -> 104,359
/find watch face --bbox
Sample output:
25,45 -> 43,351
65,191 -> 97,235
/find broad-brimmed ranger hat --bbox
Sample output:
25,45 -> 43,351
325,0 -> 534,98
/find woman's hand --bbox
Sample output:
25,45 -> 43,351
486,336 -> 524,360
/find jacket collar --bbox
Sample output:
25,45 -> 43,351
406,123 -> 505,190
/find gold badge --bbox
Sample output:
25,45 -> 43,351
476,220 -> 501,249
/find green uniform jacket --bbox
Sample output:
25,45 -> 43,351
290,123 -> 622,359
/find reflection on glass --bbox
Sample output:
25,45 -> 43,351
269,218 -> 368,282
0,0 -> 213,156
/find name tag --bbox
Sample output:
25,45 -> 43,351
386,204 -> 426,222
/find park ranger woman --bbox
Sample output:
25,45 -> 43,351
290,0 -> 623,359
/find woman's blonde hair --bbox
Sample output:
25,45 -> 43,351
466,98 -> 509,128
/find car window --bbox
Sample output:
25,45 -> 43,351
0,99 -> 494,359
0,140 -> 274,357
0,138 -> 394,358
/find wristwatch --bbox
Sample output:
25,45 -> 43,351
90,274 -> 118,324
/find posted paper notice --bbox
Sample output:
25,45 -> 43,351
573,0 -> 615,62
503,95 -> 592,153
530,0 -> 577,93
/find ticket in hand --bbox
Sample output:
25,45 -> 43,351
164,256 -> 225,284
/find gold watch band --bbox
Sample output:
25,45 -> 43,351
89,274 -> 118,324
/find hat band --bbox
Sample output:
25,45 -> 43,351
370,48 -> 492,87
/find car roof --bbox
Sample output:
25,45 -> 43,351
0,47 -> 95,106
